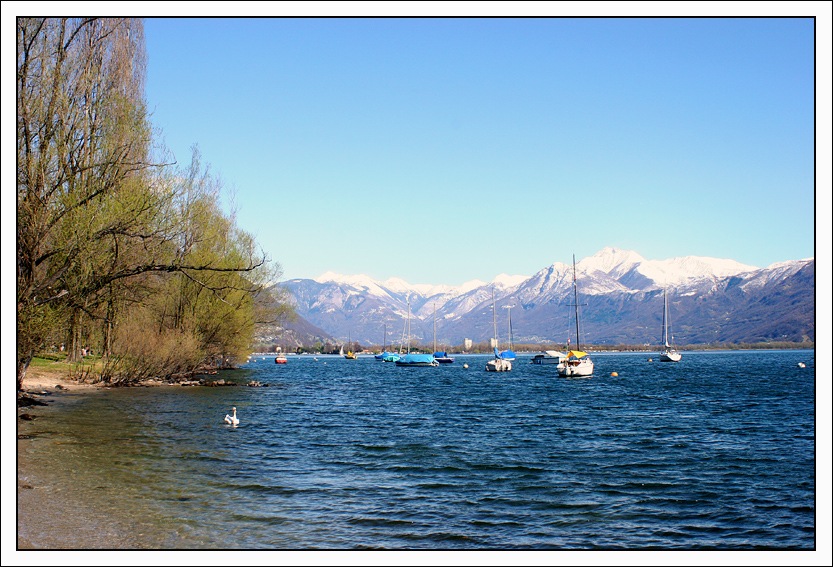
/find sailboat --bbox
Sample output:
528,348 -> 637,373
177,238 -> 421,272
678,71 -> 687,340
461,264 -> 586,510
375,322 -> 398,361
485,287 -> 512,372
344,330 -> 357,359
396,301 -> 438,367
558,255 -> 594,377
432,303 -> 455,363
500,305 -> 516,361
659,287 -> 682,362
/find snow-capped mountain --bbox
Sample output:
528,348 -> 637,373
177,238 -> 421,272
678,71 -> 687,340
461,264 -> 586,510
274,248 -> 815,347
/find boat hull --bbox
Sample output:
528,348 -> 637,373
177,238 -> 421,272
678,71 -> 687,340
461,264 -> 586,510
531,356 -> 561,365
485,358 -> 512,372
395,353 -> 438,367
659,350 -> 682,362
274,357 -> 287,364
557,359 -> 593,377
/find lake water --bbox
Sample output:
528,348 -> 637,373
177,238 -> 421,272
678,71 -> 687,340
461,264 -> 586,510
17,350 -> 816,549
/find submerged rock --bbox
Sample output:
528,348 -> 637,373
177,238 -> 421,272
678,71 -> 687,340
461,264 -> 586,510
17,394 -> 49,408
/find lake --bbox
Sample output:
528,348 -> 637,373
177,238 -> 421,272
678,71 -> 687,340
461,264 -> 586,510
17,350 -> 816,549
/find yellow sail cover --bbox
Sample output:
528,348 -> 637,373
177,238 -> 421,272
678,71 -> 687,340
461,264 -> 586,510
566,350 -> 588,359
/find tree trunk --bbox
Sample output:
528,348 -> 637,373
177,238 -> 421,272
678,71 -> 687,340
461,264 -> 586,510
17,351 -> 33,391
67,308 -> 83,363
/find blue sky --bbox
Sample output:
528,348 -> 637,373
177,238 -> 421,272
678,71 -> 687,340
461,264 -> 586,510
142,15 -> 823,286
3,9 -> 816,288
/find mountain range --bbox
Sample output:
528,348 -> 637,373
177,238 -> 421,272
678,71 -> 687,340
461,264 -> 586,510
263,247 -> 815,348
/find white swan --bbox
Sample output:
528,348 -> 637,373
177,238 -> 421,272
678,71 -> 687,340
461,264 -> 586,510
224,406 -> 239,425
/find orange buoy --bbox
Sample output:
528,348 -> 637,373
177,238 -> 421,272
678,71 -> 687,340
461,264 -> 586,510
611,372 -> 618,377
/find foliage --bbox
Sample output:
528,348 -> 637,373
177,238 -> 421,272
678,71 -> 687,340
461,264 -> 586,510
17,18 -> 293,388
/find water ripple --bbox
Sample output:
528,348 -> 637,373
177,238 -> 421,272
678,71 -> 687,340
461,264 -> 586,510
28,350 -> 815,549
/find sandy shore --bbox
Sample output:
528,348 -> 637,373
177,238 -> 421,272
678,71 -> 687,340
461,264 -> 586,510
19,367 -> 99,393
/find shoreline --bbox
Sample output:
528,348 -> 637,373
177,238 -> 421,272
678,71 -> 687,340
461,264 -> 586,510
16,367 -> 127,549
13,363 -> 249,551
15,366 -> 170,550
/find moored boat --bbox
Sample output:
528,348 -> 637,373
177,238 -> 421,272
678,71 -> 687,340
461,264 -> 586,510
557,350 -> 593,376
658,287 -> 682,362
395,353 -> 439,367
396,302 -> 438,367
485,288 -> 512,372
531,350 -> 566,365
433,351 -> 455,363
375,323 -> 395,360
344,331 -> 357,359
431,304 -> 454,363
558,255 -> 593,377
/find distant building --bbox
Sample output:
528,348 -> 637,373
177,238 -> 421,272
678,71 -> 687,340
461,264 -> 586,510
463,338 -> 473,350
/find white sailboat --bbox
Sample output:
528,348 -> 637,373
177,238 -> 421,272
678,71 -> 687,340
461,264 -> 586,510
486,287 -> 512,372
432,304 -> 454,363
659,287 -> 682,362
558,255 -> 594,377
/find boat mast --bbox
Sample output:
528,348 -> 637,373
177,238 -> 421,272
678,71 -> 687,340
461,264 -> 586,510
407,301 -> 411,355
663,288 -> 670,348
572,254 -> 581,351
492,287 -> 499,351
433,303 -> 437,353
383,322 -> 386,353
507,305 -> 513,351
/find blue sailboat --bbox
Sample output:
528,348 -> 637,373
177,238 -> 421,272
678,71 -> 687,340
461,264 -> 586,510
395,301 -> 438,367
375,322 -> 399,361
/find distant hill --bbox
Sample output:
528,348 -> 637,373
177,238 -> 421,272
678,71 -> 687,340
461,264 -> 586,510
270,247 -> 815,348
254,312 -> 335,350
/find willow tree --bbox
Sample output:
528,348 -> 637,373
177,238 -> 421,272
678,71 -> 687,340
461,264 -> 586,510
17,18 -> 291,389
17,17 -> 153,385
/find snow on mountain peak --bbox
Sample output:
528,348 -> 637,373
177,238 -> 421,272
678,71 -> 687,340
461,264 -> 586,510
578,247 -> 646,276
314,271 -> 348,284
764,258 -> 813,271
458,279 -> 488,294
490,273 -> 530,289
313,249 -> 769,295
635,255 -> 758,287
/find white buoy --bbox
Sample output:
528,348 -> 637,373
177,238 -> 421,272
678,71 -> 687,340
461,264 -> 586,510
463,363 -> 469,369
797,362 -> 806,368
224,407 -> 239,425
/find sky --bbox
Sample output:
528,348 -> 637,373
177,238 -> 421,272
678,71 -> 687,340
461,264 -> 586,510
5,5 -> 829,288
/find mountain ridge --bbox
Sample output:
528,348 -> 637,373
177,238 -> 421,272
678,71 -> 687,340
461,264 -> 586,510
270,248 -> 814,347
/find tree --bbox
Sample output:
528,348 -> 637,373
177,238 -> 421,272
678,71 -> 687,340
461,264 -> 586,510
17,17 -> 153,386
17,18 -> 292,389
